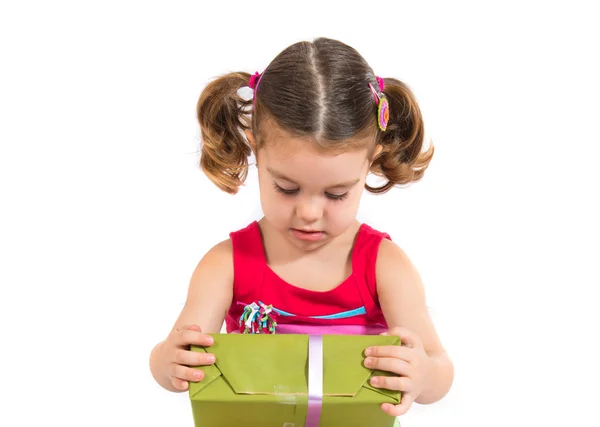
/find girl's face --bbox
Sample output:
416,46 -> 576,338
253,130 -> 374,252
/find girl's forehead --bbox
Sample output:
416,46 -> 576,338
260,139 -> 370,184
262,137 -> 367,160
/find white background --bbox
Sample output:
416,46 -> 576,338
1,1 -> 599,426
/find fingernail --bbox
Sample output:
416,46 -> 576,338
207,355 -> 215,363
364,357 -> 373,367
370,377 -> 379,386
365,347 -> 372,356
194,370 -> 203,379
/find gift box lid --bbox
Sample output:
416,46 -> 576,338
189,334 -> 400,402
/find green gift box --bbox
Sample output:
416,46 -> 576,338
189,334 -> 401,427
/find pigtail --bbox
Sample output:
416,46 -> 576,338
197,72 -> 253,194
367,77 -> 434,194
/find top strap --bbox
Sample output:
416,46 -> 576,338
229,221 -> 267,304
352,224 -> 392,306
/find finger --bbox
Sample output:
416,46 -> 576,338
381,327 -> 420,348
174,348 -> 216,367
366,345 -> 413,362
170,363 -> 206,383
176,329 -> 214,347
364,357 -> 411,376
370,375 -> 413,393
382,393 -> 415,417
171,376 -> 189,391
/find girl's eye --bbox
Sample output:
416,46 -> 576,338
274,183 -> 349,201
273,183 -> 299,196
326,192 -> 349,201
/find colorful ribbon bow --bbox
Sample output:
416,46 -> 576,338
238,301 -> 279,334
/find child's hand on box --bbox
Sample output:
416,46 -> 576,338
161,324 -> 216,391
363,327 -> 431,416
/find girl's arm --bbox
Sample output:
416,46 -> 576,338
149,239 -> 234,392
173,239 -> 234,333
376,239 -> 454,404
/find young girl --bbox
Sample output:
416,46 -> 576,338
149,37 -> 454,417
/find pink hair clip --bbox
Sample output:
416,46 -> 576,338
369,81 -> 389,131
249,72 -> 261,89
248,71 -> 263,108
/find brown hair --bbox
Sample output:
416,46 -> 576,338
197,37 -> 433,194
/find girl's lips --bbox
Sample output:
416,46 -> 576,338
291,228 -> 324,241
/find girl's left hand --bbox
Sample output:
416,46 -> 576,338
364,326 -> 431,416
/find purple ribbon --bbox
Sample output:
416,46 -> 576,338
306,335 -> 323,427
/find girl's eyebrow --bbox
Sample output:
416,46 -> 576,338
267,167 -> 296,183
267,167 -> 360,189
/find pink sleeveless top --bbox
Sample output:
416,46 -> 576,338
225,221 -> 391,335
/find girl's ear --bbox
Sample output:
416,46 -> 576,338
370,144 -> 383,166
244,129 -> 260,167
244,129 -> 257,153
374,144 -> 383,158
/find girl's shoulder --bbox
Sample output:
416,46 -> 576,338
358,223 -> 418,292
193,238 -> 234,280
374,235 -> 425,310
376,238 -> 411,271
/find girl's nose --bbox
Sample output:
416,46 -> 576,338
295,198 -> 323,223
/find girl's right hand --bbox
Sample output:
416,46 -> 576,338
161,324 -> 216,391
